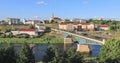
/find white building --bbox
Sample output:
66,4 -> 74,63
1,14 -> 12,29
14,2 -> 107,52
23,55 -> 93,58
11,29 -> 38,35
80,19 -> 87,23
0,20 -> 7,24
6,17 -> 20,25
19,29 -> 38,35
97,25 -> 109,30
25,20 -> 40,25
35,23 -> 46,32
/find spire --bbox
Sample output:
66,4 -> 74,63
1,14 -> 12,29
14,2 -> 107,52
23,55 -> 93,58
51,13 -> 54,18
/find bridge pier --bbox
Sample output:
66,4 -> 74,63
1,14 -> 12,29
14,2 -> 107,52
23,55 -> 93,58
76,44 -> 91,52
64,36 -> 73,50
76,44 -> 91,57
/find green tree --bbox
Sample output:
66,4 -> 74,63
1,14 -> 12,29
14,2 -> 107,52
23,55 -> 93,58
29,25 -> 35,29
48,48 -> 83,63
17,43 -> 35,63
88,19 -> 94,23
43,46 -> 55,63
48,49 -> 61,63
5,28 -> 11,33
98,39 -> 120,63
0,45 -> 16,63
45,27 -> 51,32
68,52 -> 83,63
66,48 -> 83,63
0,34 -> 6,38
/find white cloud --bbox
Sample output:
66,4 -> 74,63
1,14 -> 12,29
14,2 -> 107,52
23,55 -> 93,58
36,1 -> 47,5
82,0 -> 89,5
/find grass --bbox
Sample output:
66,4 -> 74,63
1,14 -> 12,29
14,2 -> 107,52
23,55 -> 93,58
0,38 -> 63,44
45,23 -> 59,28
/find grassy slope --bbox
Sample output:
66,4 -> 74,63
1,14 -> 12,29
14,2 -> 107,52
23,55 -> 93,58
0,38 -> 63,44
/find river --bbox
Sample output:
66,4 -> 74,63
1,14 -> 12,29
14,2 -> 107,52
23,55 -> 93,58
0,43 -> 102,62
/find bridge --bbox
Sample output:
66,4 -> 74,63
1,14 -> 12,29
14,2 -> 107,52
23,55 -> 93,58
51,28 -> 105,45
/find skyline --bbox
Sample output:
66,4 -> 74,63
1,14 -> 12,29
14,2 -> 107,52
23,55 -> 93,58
0,0 -> 120,20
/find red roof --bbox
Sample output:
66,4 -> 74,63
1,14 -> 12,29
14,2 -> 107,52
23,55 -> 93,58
59,22 -> 67,25
98,25 -> 108,27
19,29 -> 36,31
82,23 -> 90,25
73,23 -> 78,25
33,20 -> 40,22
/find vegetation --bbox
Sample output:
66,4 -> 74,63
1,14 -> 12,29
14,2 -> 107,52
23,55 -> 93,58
0,43 -> 35,63
29,25 -> 35,29
0,38 -> 63,44
0,45 -> 16,63
98,39 -> 120,63
17,43 -> 35,63
43,47 -> 83,63
43,46 -> 55,63
0,27 -> 63,44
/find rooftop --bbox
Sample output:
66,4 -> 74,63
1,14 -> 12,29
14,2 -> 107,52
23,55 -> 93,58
19,28 -> 36,31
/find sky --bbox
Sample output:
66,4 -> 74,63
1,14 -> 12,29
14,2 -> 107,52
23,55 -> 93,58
0,0 -> 120,20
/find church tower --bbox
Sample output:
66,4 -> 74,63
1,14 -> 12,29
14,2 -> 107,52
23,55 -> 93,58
51,13 -> 54,18
50,13 -> 55,22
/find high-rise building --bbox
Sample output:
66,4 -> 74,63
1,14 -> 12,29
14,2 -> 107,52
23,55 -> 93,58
6,17 -> 20,25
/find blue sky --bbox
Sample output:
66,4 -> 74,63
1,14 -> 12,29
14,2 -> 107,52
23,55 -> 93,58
0,0 -> 120,20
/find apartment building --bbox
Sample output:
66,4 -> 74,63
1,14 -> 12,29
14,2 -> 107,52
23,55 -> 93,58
6,17 -> 20,25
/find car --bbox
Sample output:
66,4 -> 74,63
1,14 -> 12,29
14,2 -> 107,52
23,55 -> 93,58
94,36 -> 102,39
81,33 -> 88,36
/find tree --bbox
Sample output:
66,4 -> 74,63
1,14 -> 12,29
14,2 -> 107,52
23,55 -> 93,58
29,25 -> 35,29
88,19 -> 94,23
17,43 -> 35,63
47,48 -> 83,63
43,46 -> 55,63
6,32 -> 14,38
5,28 -> 11,33
0,45 -> 16,63
68,52 -> 83,63
66,48 -> 83,63
45,27 -> 51,32
98,39 -> 120,63
0,34 -> 6,38
48,49 -> 61,63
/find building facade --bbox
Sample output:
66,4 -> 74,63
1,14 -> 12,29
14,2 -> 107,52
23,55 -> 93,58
19,29 -> 38,35
11,28 -> 38,35
50,13 -> 62,23
59,23 -> 95,31
35,23 -> 46,32
59,23 -> 74,31
97,24 -> 109,30
25,20 -> 40,25
6,17 -> 20,25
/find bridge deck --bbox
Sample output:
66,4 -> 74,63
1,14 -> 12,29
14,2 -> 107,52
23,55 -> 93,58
52,28 -> 105,45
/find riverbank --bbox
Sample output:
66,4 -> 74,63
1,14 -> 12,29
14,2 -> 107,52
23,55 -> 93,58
0,38 -> 63,44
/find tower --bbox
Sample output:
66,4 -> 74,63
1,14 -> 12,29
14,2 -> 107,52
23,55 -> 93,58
51,13 -> 54,18
50,13 -> 55,22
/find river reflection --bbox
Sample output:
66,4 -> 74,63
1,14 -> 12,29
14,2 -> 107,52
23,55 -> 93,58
0,43 -> 101,62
